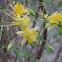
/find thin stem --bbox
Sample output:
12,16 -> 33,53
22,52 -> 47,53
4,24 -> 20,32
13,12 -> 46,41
36,0 -> 47,59
54,47 -> 62,62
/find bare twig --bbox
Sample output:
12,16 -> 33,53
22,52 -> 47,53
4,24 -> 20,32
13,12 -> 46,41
54,46 -> 62,62
36,0 -> 47,59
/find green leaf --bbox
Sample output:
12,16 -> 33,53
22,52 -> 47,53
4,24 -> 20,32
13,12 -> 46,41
26,8 -> 36,17
40,38 -> 46,42
59,21 -> 62,28
0,45 -> 7,51
0,24 -> 2,38
45,44 -> 54,52
33,19 -> 35,23
37,44 -> 41,47
43,0 -> 46,3
0,24 -> 1,29
7,38 -> 16,52
13,48 -> 31,58
0,5 -> 4,10
60,58 -> 62,62
58,26 -> 62,36
9,28 -> 14,39
40,0 -> 46,12
14,0 -> 20,4
36,30 -> 40,38
36,31 -> 46,42
59,2 -> 62,6
27,0 -> 30,2
22,0 -> 24,2
15,56 -> 24,61
42,22 -> 46,27
31,59 -> 34,62
31,42 -> 36,46
35,59 -> 39,62
40,2 -> 43,6
18,42 -> 21,46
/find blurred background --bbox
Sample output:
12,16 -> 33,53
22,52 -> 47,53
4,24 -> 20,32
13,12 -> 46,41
0,0 -> 62,62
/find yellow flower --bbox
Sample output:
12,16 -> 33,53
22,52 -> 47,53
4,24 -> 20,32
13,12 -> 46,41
4,10 -> 31,30
14,2 -> 28,17
4,2 -> 30,30
45,12 -> 62,30
47,12 -> 62,24
16,27 -> 39,46
10,17 -> 31,30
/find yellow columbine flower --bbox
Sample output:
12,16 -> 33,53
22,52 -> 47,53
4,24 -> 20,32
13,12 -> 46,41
16,27 -> 39,46
4,10 -> 31,30
45,12 -> 62,30
11,16 -> 31,30
4,2 -> 30,30
47,12 -> 62,24
12,2 -> 28,17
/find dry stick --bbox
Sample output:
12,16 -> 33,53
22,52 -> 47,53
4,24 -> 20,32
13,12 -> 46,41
54,47 -> 62,62
36,0 -> 47,59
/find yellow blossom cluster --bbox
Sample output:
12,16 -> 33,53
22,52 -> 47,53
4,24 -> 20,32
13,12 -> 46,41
5,2 -> 38,46
45,12 -> 62,30
47,12 -> 62,24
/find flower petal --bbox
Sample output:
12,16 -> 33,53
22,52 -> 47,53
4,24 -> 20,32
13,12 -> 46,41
29,35 -> 37,42
19,10 -> 28,15
16,31 -> 25,36
47,24 -> 57,31
30,26 -> 39,32
27,36 -> 33,44
21,37 -> 27,46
